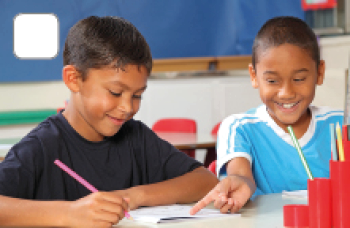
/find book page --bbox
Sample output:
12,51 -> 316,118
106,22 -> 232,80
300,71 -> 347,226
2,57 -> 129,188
282,190 -> 308,199
128,205 -> 240,223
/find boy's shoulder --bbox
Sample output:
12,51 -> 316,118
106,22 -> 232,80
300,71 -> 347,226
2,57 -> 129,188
310,105 -> 343,118
25,114 -> 64,139
221,105 -> 267,126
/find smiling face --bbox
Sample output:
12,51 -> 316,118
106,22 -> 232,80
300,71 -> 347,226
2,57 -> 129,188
63,64 -> 148,141
249,44 -> 325,134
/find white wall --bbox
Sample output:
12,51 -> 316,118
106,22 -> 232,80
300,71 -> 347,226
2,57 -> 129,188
0,68 -> 345,134
320,35 -> 350,69
0,81 -> 70,112
133,73 -> 261,134
1,34 -> 350,131
312,68 -> 346,109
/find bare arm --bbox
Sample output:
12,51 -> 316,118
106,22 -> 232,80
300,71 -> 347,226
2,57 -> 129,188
115,166 -> 219,209
0,195 -> 68,227
190,157 -> 256,215
0,192 -> 129,228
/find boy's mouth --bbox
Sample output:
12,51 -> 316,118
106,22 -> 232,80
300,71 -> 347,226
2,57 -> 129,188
107,115 -> 126,125
276,101 -> 300,110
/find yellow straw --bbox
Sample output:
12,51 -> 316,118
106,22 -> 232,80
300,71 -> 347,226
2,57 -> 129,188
336,122 -> 345,161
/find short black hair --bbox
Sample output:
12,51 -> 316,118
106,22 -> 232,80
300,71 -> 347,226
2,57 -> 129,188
63,16 -> 152,79
252,16 -> 319,70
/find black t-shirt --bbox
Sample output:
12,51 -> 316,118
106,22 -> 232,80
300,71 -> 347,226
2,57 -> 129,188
0,113 -> 202,200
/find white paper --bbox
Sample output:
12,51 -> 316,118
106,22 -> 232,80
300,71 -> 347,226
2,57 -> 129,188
282,190 -> 308,199
128,205 -> 240,223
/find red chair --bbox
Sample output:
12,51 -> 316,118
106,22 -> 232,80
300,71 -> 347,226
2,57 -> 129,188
208,160 -> 216,175
211,122 -> 221,135
204,122 -> 221,167
57,100 -> 69,113
152,118 -> 196,158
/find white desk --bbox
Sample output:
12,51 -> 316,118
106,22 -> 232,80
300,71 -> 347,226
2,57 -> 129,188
116,193 -> 307,228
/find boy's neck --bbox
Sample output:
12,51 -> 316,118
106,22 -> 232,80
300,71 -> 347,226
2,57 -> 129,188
268,107 -> 312,139
284,108 -> 312,139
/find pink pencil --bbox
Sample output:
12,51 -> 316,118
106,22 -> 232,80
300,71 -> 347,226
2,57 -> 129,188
54,159 -> 132,220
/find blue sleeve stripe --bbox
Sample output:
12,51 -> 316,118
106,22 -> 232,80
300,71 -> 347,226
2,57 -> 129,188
316,110 -> 343,119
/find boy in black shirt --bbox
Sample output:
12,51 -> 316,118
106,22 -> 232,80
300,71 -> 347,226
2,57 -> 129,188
0,16 -> 218,227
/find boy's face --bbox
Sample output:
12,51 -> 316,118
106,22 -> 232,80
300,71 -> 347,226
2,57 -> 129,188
249,44 -> 325,130
65,64 -> 148,141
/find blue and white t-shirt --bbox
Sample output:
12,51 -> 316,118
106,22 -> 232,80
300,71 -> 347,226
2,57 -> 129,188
217,105 -> 343,196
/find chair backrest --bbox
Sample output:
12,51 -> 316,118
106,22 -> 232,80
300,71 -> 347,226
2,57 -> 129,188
57,100 -> 69,113
208,160 -> 216,175
211,122 -> 221,135
152,118 -> 197,133
152,118 -> 197,158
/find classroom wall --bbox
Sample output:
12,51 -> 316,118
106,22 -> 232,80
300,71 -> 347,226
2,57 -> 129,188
0,67 -> 346,128
320,35 -> 350,69
1,34 -> 349,114
0,81 -> 69,112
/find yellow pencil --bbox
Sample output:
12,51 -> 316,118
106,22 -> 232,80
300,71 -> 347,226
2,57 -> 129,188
336,122 -> 345,161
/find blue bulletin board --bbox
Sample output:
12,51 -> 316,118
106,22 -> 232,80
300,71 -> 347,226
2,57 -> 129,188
0,0 -> 304,82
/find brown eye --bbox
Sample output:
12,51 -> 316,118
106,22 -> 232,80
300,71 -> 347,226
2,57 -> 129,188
109,91 -> 121,97
294,78 -> 306,82
133,95 -> 142,99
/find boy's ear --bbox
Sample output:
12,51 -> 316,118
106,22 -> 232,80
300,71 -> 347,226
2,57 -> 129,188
249,64 -> 259,88
316,60 -> 325,85
62,65 -> 81,92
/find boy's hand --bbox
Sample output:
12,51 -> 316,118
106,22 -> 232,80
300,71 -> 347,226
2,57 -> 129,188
113,187 -> 144,210
65,191 -> 129,228
189,175 -> 254,215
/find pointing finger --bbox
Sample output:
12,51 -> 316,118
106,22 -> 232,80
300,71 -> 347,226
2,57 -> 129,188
189,191 -> 217,215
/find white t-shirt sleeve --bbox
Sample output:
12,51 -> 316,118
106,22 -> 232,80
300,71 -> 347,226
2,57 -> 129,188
216,115 -> 252,178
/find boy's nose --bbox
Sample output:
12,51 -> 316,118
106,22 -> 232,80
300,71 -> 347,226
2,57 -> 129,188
118,96 -> 133,114
278,83 -> 295,99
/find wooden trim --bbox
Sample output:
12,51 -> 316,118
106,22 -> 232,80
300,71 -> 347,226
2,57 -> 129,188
152,55 -> 252,72
216,55 -> 252,71
152,57 -> 216,72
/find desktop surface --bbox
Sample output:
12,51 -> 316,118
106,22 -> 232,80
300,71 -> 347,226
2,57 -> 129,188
117,193 -> 307,228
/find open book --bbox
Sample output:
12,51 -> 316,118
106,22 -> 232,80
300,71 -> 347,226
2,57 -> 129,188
128,205 -> 240,223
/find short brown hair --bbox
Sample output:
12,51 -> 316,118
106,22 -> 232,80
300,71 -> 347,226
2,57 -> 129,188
252,16 -> 319,70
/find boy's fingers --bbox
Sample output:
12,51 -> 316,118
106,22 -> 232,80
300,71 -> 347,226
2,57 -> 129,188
228,199 -> 242,214
99,192 -> 129,213
219,201 -> 232,214
123,198 -> 131,210
189,192 -> 216,215
213,193 -> 228,209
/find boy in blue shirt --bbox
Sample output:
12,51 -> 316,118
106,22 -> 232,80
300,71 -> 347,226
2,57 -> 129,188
0,16 -> 218,227
190,16 -> 343,215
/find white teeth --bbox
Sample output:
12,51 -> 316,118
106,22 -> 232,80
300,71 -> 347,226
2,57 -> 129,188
282,103 -> 296,109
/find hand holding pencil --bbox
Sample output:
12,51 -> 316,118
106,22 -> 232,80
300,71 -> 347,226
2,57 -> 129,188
54,159 -> 132,226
